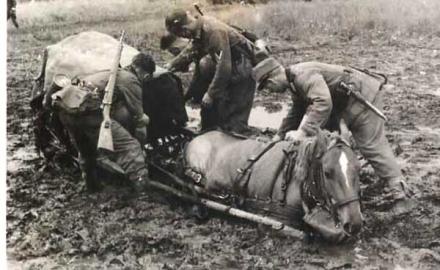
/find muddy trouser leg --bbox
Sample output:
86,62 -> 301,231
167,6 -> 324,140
350,110 -> 403,188
187,71 -> 212,103
200,104 -> 220,131
59,113 -> 100,191
218,76 -> 256,133
109,120 -> 149,183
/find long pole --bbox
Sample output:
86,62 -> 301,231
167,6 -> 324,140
147,163 -> 305,240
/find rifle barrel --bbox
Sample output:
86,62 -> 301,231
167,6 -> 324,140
97,30 -> 125,152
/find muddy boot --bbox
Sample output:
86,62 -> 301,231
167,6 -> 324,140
380,178 -> 413,213
383,178 -> 411,202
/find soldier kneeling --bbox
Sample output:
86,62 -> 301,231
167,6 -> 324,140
49,53 -> 154,193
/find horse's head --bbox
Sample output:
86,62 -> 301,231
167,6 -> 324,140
320,132 -> 362,236
297,126 -> 362,238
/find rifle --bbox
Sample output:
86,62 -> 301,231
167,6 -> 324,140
339,81 -> 388,121
97,30 -> 125,151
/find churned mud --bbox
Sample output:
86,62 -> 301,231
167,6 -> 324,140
6,21 -> 440,270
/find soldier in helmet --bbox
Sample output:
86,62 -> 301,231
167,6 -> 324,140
252,58 -> 410,204
164,9 -> 258,135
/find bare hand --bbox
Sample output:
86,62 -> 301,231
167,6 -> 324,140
271,134 -> 283,142
201,93 -> 214,108
285,130 -> 306,143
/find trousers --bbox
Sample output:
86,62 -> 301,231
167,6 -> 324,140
59,111 -> 148,189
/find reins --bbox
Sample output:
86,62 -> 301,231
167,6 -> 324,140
301,138 -> 360,216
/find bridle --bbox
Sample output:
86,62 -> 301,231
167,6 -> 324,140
301,137 -> 360,218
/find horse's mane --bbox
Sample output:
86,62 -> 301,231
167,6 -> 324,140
293,129 -> 342,184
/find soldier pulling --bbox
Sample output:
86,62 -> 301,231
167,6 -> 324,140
164,8 -> 269,135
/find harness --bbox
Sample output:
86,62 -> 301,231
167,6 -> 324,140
300,139 -> 360,220
183,135 -> 360,227
233,139 -> 281,194
233,141 -> 303,226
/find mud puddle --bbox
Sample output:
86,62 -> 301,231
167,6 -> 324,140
185,103 -> 288,130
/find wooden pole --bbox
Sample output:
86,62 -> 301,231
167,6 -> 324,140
147,163 -> 305,240
148,161 -> 209,196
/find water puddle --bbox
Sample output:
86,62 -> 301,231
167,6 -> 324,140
185,103 -> 289,130
7,139 -> 39,174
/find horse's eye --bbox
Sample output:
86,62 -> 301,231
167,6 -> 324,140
324,171 -> 332,178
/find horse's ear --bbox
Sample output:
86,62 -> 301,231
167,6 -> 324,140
338,119 -> 351,143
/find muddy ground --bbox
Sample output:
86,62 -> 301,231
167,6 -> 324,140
6,18 -> 440,270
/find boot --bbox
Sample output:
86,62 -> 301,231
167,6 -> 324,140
383,178 -> 411,202
380,178 -> 414,214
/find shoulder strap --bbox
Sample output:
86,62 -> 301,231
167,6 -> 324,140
348,65 -> 388,90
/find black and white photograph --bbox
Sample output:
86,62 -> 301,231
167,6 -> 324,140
5,0 -> 440,269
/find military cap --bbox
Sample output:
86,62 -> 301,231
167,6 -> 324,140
252,57 -> 283,89
132,53 -> 156,74
165,9 -> 189,33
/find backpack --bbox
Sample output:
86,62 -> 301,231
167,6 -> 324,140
51,84 -> 102,114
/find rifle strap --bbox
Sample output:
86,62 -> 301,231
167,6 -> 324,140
348,65 -> 388,90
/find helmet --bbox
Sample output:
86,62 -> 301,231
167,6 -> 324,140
165,9 -> 189,33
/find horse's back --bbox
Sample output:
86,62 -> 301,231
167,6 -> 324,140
185,131 -> 238,172
186,133 -> 302,203
185,131 -> 264,191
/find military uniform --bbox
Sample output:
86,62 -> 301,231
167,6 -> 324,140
81,69 -> 146,133
277,62 -> 402,183
53,69 -> 149,190
167,15 -> 256,133
185,56 -> 216,103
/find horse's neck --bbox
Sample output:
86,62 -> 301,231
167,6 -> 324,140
298,143 -> 330,211
251,142 -> 300,204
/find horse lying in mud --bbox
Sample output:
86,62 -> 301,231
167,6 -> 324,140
183,127 -> 362,242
